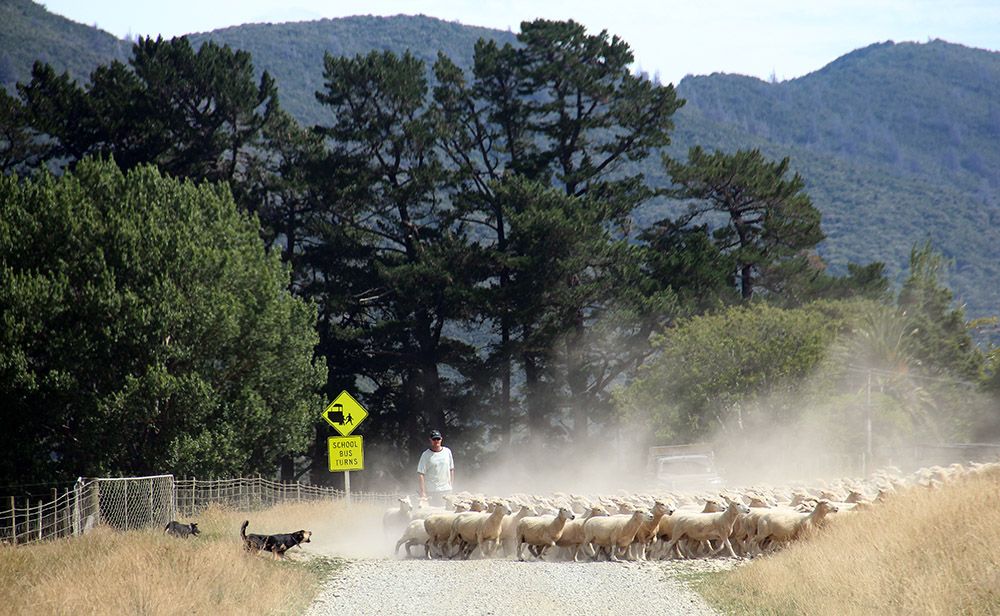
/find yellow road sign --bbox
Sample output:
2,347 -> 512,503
328,436 -> 364,472
322,391 -> 369,436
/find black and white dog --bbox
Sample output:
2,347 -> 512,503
240,520 -> 311,558
164,520 -> 201,538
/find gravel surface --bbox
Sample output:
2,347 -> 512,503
306,557 -> 736,616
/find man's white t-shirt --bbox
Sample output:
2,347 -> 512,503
417,447 -> 454,492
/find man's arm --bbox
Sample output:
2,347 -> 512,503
418,472 -> 426,498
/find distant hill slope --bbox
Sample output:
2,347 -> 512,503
0,0 -> 127,89
669,40 -> 1000,317
678,40 -> 1000,193
3,3 -> 998,317
188,15 -> 517,126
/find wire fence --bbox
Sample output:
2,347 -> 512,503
2,475 -> 399,547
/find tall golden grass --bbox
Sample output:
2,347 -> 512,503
0,500 -> 383,616
699,468 -> 1000,615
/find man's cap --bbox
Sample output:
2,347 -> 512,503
429,430 -> 442,439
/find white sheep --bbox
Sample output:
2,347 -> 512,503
581,509 -> 654,562
661,499 -> 750,559
553,505 -> 611,561
423,512 -> 462,559
515,507 -> 575,561
449,501 -> 512,559
629,500 -> 675,561
382,496 -> 413,537
395,518 -> 430,558
500,504 -> 537,557
750,499 -> 839,555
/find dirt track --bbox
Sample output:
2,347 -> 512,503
306,557 -> 733,616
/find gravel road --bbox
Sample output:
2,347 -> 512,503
306,557 -> 734,616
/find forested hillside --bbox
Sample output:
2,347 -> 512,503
0,0 -> 127,87
188,16 -> 517,126
3,4 -> 995,317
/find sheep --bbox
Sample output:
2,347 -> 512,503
500,504 -> 538,557
382,496 -> 414,537
750,499 -> 839,555
581,509 -> 654,562
629,500 -> 675,561
651,498 -> 723,559
449,501 -> 512,559
553,505 -> 611,561
515,507 -> 575,561
395,518 -> 430,558
661,499 -> 750,559
423,512 -> 463,559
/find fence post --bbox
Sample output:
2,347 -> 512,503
36,500 -> 42,541
10,497 -> 15,546
192,477 -> 197,515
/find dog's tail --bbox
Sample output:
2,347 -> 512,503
240,520 -> 249,541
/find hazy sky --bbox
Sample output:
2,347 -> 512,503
42,0 -> 1000,85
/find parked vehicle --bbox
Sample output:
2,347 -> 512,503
647,443 -> 724,491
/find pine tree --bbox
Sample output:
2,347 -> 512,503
666,147 -> 825,300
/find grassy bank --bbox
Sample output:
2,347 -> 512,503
0,500 -> 381,615
698,468 -> 1000,615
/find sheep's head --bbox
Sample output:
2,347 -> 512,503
588,505 -> 610,518
633,509 -> 654,523
724,498 -> 750,515
815,500 -> 839,515
557,507 -> 575,521
701,499 -> 724,513
652,500 -> 673,516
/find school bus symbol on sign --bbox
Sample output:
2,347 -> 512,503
328,436 -> 364,471
322,391 -> 368,437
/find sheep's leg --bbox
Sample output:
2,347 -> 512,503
538,541 -> 556,561
663,537 -> 682,559
723,537 -> 738,558
516,538 -> 525,561
395,537 -> 406,556
607,544 -> 620,562
709,537 -> 727,556
480,538 -> 494,558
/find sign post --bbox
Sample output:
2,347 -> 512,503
322,391 -> 369,504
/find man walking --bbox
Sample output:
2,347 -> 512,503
417,430 -> 454,507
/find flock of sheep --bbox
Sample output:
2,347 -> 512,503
385,461 -> 999,562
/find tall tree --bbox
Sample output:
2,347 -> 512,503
0,88 -> 47,174
15,37 -> 279,212
897,241 -> 981,379
666,147 -> 825,300
0,159 -> 325,484
432,19 -> 684,446
311,50 -> 484,470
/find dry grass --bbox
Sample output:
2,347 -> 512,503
0,500 -> 384,616
699,468 -> 1000,615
